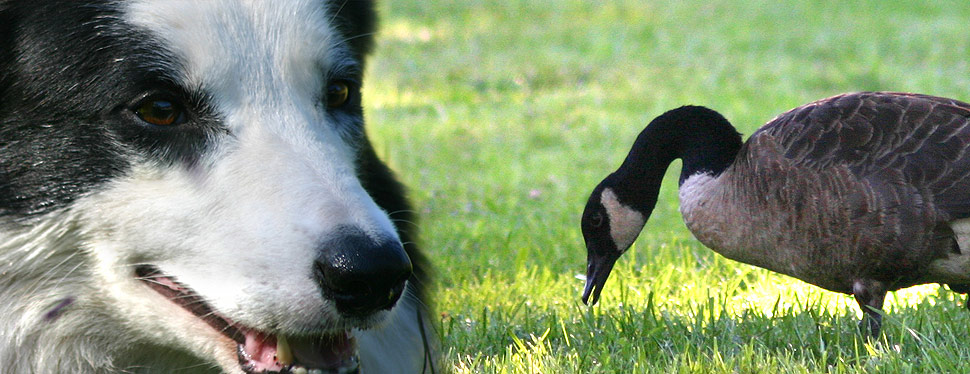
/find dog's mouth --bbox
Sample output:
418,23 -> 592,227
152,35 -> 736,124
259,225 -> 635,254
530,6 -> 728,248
134,266 -> 359,374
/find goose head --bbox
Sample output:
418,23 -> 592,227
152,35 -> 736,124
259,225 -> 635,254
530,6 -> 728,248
580,178 -> 649,305
579,105 -> 741,306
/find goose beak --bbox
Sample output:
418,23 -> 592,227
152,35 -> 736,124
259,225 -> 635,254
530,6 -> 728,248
582,251 -> 619,306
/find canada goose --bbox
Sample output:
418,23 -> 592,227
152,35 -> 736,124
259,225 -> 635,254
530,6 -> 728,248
581,92 -> 970,335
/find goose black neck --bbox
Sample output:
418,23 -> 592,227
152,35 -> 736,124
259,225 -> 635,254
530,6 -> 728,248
611,105 -> 742,210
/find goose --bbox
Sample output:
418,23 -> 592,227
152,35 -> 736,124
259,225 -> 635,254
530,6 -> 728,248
580,91 -> 970,335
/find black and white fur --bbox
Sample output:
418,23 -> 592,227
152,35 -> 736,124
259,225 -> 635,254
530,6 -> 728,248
0,1 -> 433,373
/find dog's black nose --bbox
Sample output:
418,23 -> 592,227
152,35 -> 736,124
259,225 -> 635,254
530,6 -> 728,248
314,227 -> 412,316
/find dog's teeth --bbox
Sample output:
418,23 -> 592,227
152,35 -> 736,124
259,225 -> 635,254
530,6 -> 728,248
308,369 -> 323,374
276,335 -> 293,366
292,368 -> 308,374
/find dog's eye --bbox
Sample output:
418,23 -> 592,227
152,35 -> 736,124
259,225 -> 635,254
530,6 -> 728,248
134,99 -> 184,126
326,81 -> 351,108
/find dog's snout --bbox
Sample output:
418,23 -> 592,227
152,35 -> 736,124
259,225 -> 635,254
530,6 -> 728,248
315,227 -> 412,316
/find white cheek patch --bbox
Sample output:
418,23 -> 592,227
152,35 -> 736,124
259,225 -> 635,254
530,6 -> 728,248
600,188 -> 646,253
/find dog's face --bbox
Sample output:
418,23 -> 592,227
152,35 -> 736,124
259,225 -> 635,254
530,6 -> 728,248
0,1 -> 421,373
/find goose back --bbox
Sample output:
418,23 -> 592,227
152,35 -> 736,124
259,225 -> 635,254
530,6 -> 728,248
755,92 -> 970,219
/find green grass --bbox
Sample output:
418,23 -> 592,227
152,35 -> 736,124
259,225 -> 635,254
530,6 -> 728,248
362,1 -> 970,372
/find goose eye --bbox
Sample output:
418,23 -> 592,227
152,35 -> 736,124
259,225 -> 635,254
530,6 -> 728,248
134,99 -> 183,126
326,81 -> 351,108
590,212 -> 605,228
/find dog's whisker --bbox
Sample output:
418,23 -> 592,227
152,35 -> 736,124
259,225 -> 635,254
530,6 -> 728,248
173,295 -> 208,304
139,279 -> 176,288
132,273 -> 170,281
338,31 -> 378,46
24,251 -> 83,296
391,220 -> 420,229
328,0 -> 351,24
174,361 -> 222,372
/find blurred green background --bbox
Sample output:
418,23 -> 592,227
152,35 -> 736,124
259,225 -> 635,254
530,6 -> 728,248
363,1 -> 970,372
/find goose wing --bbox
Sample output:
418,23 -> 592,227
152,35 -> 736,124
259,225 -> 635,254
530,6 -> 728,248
751,91 -> 970,219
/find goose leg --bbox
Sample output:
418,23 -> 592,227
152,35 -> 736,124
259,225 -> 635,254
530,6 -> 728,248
852,279 -> 886,337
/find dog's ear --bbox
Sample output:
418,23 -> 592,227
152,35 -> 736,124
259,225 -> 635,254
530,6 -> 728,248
329,0 -> 376,63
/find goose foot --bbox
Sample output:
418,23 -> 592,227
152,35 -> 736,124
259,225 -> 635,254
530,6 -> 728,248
852,279 -> 886,337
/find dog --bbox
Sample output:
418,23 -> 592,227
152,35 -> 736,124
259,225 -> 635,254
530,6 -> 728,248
0,0 -> 434,373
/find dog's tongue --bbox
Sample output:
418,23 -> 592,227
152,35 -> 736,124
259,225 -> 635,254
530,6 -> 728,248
241,329 -> 357,373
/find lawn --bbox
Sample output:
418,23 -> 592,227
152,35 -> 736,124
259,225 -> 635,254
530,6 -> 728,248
362,1 -> 970,372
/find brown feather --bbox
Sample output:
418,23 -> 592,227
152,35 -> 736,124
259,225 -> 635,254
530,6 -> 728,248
683,92 -> 970,294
